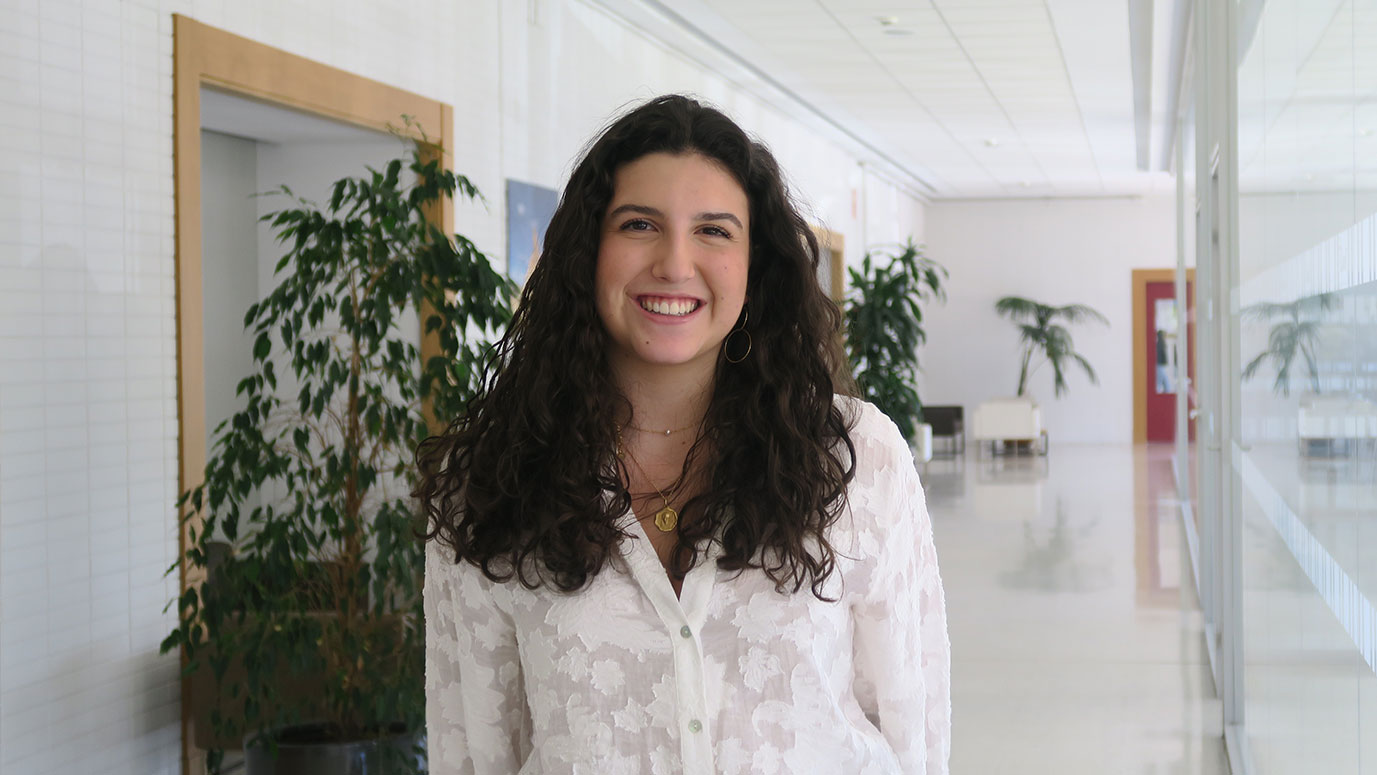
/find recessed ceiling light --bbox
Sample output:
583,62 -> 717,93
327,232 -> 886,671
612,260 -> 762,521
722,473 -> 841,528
984,138 -> 1000,148
876,16 -> 899,26
1361,127 -> 1374,137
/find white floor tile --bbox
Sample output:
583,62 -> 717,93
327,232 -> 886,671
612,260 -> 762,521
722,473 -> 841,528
928,443 -> 1229,774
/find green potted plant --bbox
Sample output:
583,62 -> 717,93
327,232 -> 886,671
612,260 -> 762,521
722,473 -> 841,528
843,238 -> 948,456
1241,292 -> 1334,396
994,296 -> 1108,398
161,148 -> 514,774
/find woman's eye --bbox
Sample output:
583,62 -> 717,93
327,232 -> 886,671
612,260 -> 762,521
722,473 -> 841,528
620,218 -> 654,232
701,225 -> 731,238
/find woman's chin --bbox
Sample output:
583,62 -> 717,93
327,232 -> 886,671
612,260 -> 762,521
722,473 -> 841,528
618,347 -> 719,374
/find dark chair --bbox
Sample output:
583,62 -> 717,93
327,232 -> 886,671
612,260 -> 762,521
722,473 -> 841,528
923,405 -> 965,457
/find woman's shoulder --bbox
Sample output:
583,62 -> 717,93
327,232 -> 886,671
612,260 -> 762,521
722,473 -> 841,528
828,395 -> 923,569
829,394 -> 919,524
831,394 -> 913,466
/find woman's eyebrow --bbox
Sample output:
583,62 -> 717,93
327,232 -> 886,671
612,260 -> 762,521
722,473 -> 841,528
607,203 -> 743,229
697,211 -> 744,229
607,203 -> 662,221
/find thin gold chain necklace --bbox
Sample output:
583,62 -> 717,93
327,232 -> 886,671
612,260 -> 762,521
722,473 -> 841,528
626,419 -> 699,437
615,427 -> 685,533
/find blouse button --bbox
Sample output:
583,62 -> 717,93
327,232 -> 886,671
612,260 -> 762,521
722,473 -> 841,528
679,625 -> 692,639
688,719 -> 703,733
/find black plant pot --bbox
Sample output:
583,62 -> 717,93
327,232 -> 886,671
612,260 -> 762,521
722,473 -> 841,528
245,723 -> 424,775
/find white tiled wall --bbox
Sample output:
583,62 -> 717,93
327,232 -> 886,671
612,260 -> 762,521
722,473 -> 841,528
3,0 -> 182,771
0,1 -> 924,772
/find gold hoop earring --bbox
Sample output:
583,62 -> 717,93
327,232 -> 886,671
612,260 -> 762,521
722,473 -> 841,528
724,308 -> 752,364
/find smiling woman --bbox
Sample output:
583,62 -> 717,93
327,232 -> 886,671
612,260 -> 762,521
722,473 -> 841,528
414,95 -> 951,775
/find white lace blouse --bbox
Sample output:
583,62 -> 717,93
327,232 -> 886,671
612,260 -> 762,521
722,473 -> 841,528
424,397 -> 951,774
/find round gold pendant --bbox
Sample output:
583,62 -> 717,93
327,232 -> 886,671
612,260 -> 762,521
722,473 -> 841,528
653,506 -> 678,532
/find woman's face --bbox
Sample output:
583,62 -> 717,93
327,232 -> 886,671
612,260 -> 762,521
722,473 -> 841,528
595,152 -> 750,382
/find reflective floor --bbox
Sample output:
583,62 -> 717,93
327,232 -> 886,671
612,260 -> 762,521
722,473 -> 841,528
928,443 -> 1230,774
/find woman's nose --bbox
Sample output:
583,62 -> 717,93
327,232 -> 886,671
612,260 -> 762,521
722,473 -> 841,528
651,233 -> 696,282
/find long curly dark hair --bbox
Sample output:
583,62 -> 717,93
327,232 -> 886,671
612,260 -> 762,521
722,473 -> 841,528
416,94 -> 857,598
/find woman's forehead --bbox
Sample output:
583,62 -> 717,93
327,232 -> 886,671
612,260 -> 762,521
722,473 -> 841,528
606,153 -> 747,209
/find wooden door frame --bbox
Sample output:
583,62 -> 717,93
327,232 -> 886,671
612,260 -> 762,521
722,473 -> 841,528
1132,268 -> 1196,443
173,15 -> 452,771
810,224 -> 846,303
811,225 -> 847,363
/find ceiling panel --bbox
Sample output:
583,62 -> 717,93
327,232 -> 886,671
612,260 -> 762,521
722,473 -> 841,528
650,0 -> 1183,197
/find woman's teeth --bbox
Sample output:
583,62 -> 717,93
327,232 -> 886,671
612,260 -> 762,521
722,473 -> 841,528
639,298 -> 699,316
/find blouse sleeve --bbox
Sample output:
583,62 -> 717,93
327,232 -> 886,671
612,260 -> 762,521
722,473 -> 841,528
849,412 -> 952,774
424,539 -> 531,774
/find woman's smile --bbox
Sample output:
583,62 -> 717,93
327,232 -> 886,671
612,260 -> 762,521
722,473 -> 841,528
636,295 -> 704,319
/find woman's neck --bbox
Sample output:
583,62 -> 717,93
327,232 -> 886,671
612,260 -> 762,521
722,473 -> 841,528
612,360 -> 716,435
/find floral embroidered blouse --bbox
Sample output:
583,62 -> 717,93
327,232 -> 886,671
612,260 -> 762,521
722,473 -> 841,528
423,397 -> 951,774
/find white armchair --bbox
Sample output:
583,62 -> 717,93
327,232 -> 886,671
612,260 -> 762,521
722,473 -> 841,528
972,397 -> 1046,456
1297,394 -> 1377,454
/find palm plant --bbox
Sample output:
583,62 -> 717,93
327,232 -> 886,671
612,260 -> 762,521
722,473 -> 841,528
995,296 -> 1109,398
161,148 -> 514,773
1241,292 -> 1334,395
843,239 -> 948,444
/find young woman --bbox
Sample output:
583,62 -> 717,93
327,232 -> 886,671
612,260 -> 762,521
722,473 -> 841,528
416,95 -> 950,774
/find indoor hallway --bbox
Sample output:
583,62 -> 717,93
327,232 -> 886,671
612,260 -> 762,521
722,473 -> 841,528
927,443 -> 1229,774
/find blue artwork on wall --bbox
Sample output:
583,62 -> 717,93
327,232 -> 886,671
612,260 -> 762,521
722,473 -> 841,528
505,179 -> 559,287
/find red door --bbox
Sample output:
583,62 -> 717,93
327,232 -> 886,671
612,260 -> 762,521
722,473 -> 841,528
1145,281 -> 1196,442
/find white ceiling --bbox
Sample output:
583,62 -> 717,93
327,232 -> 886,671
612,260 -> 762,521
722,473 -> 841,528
596,0 -> 1187,200
204,2 -> 1375,200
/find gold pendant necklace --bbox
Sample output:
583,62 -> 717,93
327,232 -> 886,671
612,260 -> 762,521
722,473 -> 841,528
652,504 -> 679,532
616,426 -> 683,533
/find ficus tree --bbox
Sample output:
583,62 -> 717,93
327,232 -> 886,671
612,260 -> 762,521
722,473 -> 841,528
161,147 -> 514,772
844,239 -> 948,444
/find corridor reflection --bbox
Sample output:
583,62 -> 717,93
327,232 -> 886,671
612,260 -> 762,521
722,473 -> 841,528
935,444 -> 1226,774
1234,0 -> 1377,766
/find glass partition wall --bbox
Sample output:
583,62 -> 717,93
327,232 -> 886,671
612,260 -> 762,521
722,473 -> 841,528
1176,102 -> 1205,661
1191,0 -> 1248,764
1188,0 -> 1377,772
1237,0 -> 1377,771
